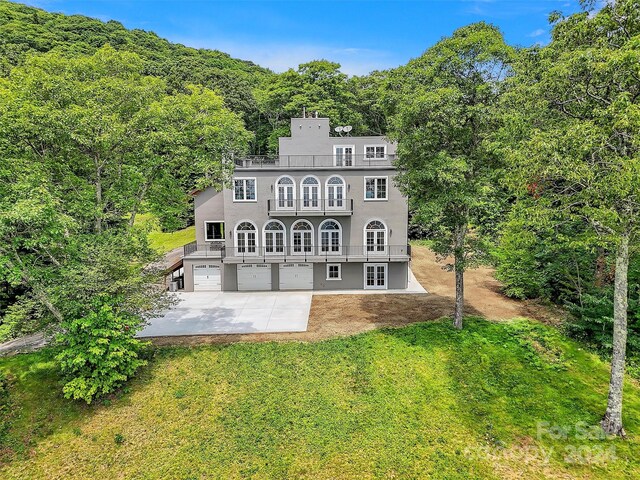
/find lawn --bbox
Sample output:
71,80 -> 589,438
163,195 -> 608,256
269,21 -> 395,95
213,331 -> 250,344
1,319 -> 639,479
135,213 -> 195,253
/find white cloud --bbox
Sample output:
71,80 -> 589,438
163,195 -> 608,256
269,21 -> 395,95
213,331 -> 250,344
528,28 -> 546,38
172,38 -> 395,76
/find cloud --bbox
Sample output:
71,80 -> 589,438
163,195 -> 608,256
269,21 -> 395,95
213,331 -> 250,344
172,38 -> 396,76
528,28 -> 546,37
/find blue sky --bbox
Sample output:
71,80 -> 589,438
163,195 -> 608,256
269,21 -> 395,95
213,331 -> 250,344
23,1 -> 585,75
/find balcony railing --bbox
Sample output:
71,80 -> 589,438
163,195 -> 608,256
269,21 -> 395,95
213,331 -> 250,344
235,154 -> 396,169
267,198 -> 354,216
184,243 -> 411,261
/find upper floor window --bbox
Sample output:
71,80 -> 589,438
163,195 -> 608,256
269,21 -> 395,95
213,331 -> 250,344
319,219 -> 342,255
365,145 -> 387,159
234,178 -> 256,201
235,221 -> 257,255
326,176 -> 345,209
301,176 -> 320,209
263,220 -> 285,255
205,221 -> 225,241
291,220 -> 313,254
365,220 -> 387,254
365,177 -> 387,200
276,176 -> 295,209
334,145 -> 354,167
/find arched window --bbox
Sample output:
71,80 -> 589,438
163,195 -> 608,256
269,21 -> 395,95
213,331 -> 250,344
263,220 -> 285,255
276,176 -> 295,210
319,219 -> 342,255
301,176 -> 320,209
235,221 -> 257,255
326,176 -> 345,209
291,220 -> 313,254
365,220 -> 387,254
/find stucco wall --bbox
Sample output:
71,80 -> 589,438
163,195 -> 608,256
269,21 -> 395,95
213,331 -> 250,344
194,188 -> 224,245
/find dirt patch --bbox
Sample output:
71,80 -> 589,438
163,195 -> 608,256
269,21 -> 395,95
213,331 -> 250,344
148,245 -> 560,347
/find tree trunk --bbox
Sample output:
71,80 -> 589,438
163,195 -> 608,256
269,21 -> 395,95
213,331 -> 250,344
601,232 -> 629,437
453,223 -> 467,330
95,165 -> 103,234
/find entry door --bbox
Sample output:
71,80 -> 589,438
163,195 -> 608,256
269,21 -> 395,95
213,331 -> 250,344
364,263 -> 387,290
193,264 -> 221,291
279,263 -> 313,290
334,146 -> 354,166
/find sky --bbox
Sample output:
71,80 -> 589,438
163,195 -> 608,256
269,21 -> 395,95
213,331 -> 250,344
22,0 -> 586,76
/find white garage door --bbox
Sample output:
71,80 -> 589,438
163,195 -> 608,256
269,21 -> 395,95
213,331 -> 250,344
193,264 -> 221,291
279,263 -> 314,290
237,264 -> 272,291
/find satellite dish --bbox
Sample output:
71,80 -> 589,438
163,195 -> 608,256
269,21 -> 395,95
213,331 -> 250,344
343,126 -> 352,133
334,126 -> 344,132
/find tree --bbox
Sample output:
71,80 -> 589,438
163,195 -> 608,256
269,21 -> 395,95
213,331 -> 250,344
501,0 -> 639,435
388,22 -> 514,329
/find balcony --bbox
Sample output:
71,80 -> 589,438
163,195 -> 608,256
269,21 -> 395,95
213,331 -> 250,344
234,154 -> 396,170
267,198 -> 353,216
184,242 -> 411,263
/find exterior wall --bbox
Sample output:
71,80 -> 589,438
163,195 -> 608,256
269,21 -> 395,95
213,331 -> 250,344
183,258 -> 223,292
194,188 -> 224,245
222,169 -> 408,251
222,263 -> 238,291
279,118 -> 397,157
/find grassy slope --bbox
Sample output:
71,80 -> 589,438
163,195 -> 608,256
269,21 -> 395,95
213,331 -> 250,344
1,319 -> 639,479
135,213 -> 195,254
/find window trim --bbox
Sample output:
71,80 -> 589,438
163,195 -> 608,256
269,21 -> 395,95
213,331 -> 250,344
363,218 -> 388,255
275,175 -> 296,210
290,219 -> 314,256
262,219 -> 286,256
318,218 -> 342,255
204,221 -> 225,242
364,144 -> 387,160
234,219 -> 258,256
233,177 -> 257,202
326,263 -> 342,281
333,145 -> 355,167
363,263 -> 388,290
364,176 -> 388,201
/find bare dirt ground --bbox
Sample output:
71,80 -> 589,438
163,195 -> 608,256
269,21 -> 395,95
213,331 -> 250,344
149,245 -> 561,347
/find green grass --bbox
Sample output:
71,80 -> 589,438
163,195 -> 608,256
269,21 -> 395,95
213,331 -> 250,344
135,213 -> 195,253
1,319 -> 639,479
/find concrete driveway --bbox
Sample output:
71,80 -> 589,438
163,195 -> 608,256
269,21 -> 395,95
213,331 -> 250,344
138,291 -> 312,337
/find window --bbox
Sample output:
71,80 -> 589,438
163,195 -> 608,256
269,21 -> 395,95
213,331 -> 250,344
365,145 -> 387,159
326,176 -> 345,209
235,221 -> 257,255
301,176 -> 320,209
263,220 -> 285,255
364,263 -> 387,289
365,177 -> 387,200
319,219 -> 342,255
334,145 -> 354,166
204,221 -> 225,241
291,220 -> 313,254
365,220 -> 387,254
276,176 -> 295,209
326,264 -> 342,280
234,178 -> 256,201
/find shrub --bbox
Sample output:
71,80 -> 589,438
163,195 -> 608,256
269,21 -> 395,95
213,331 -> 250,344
0,371 -> 11,444
56,300 -> 149,404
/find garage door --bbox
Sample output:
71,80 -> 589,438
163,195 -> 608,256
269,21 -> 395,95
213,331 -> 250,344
279,263 -> 314,290
237,264 -> 272,291
193,264 -> 221,291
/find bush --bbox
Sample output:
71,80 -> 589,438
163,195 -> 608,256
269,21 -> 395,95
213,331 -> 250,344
56,300 -> 149,404
0,371 -> 11,444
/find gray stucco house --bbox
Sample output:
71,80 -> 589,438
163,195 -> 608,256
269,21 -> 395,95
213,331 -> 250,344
180,116 -> 410,292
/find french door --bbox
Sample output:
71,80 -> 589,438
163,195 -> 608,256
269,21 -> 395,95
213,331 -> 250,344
292,231 -> 313,254
327,183 -> 344,209
277,183 -> 294,209
364,263 -> 387,289
334,146 -> 354,166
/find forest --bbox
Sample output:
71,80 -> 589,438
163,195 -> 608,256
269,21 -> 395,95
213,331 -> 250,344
0,0 -> 638,433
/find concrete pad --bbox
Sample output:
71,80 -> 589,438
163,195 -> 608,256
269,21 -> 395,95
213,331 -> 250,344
138,291 -> 312,337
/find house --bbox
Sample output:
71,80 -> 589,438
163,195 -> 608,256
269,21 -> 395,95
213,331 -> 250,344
180,116 -> 410,292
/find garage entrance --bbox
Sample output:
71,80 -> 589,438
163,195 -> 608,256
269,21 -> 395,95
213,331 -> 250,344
193,264 -> 221,291
237,264 -> 272,291
279,263 -> 313,290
